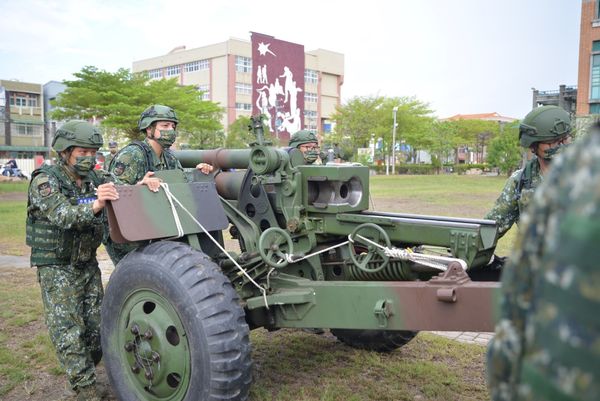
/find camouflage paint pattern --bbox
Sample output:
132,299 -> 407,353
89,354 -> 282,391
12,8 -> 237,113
105,138 -> 183,265
27,163 -> 109,391
484,157 -> 542,238
487,128 -> 600,400
37,264 -> 103,391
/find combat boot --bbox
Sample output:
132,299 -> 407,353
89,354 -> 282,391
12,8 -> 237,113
76,384 -> 102,401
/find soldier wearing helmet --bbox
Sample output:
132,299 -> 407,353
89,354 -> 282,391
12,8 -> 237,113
103,140 -> 118,169
484,106 -> 572,239
289,130 -> 321,164
104,105 -> 213,265
26,120 -> 118,401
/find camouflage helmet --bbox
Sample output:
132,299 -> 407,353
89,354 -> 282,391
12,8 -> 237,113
52,120 -> 103,152
519,106 -> 572,148
138,104 -> 179,132
289,130 -> 318,148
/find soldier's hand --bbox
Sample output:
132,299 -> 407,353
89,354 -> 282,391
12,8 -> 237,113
138,171 -> 161,193
196,163 -> 214,175
92,182 -> 119,214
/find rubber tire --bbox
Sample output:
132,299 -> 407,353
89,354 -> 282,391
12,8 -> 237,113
330,329 -> 417,353
101,241 -> 252,401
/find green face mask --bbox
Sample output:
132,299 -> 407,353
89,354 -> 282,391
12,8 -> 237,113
73,156 -> 96,176
156,129 -> 177,149
304,150 -> 319,164
543,143 -> 570,162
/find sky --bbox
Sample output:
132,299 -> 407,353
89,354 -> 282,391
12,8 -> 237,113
0,0 -> 581,119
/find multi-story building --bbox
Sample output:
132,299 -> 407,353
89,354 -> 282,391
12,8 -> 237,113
577,0 -> 600,117
132,38 -> 344,142
43,80 -> 67,150
0,79 -> 47,164
531,85 -> 577,113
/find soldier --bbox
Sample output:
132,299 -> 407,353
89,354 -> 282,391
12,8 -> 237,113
486,122 -> 600,400
24,122 -> 122,399
103,140 -> 118,169
104,104 -> 213,265
484,106 -> 572,238
289,130 -> 320,164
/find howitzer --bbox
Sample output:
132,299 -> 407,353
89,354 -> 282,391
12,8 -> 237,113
101,116 -> 501,401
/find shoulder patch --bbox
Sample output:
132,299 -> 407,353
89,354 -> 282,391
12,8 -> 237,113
37,181 -> 54,197
114,161 -> 126,176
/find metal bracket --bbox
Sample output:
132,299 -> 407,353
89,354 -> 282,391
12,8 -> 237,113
428,262 -> 472,303
373,299 -> 393,328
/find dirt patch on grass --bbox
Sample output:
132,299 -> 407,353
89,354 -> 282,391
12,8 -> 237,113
0,192 -> 27,202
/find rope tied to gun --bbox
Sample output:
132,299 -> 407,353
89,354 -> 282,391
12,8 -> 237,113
349,234 -> 467,271
159,183 -> 270,309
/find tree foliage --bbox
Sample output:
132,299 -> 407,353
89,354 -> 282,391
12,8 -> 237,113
331,96 -> 434,161
225,116 -> 279,148
51,66 -> 223,144
486,122 -> 522,176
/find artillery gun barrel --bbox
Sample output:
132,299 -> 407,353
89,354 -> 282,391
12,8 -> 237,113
174,149 -> 251,169
214,171 -> 246,200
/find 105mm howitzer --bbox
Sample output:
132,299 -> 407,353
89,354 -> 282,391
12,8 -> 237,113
101,116 -> 501,401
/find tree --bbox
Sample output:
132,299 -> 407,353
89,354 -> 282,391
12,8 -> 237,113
331,95 -> 434,162
486,122 -> 521,176
51,66 -> 223,144
447,119 -> 500,164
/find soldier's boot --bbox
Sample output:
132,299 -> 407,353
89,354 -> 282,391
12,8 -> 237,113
76,384 -> 102,401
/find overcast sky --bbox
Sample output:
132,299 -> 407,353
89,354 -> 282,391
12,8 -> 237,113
0,0 -> 580,119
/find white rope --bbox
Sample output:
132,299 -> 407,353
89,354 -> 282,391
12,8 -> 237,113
158,183 -> 270,309
160,183 -> 185,239
285,240 -> 350,263
354,234 -> 467,271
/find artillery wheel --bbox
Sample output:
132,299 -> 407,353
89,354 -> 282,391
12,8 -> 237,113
348,223 -> 391,273
258,227 -> 294,268
101,241 -> 252,401
330,329 -> 417,353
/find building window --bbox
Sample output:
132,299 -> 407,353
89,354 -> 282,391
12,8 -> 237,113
235,102 -> 252,111
591,53 -> 600,100
166,65 -> 181,77
305,69 -> 318,84
590,103 -> 600,114
235,56 -> 252,73
235,82 -> 252,95
9,94 -> 28,107
185,59 -> 209,72
303,110 -> 317,118
305,92 -> 318,103
148,69 -> 161,79
28,97 -> 38,107
13,123 -> 42,136
197,84 -> 210,100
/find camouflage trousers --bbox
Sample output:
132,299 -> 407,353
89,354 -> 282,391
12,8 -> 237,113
37,263 -> 103,391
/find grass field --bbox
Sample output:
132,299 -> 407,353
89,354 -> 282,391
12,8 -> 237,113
0,175 -> 511,401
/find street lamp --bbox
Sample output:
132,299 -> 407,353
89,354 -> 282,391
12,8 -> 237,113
392,106 -> 398,174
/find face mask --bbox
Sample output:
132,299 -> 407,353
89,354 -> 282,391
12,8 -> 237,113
155,129 -> 177,149
304,150 -> 319,164
73,156 -> 96,176
542,143 -> 570,162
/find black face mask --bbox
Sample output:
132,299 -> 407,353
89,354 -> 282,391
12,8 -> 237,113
542,143 -> 570,162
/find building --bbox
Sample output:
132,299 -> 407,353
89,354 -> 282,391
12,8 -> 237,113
531,85 -> 577,113
577,0 -> 600,117
132,37 -> 344,142
43,80 -> 67,150
0,79 -> 48,169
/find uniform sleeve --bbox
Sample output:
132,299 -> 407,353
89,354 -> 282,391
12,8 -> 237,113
484,170 -> 521,239
28,173 -> 99,230
109,145 -> 146,185
486,174 -> 548,400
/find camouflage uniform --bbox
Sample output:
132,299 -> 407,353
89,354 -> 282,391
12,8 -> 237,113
486,127 -> 600,400
27,162 -> 113,392
104,138 -> 182,264
484,157 -> 542,238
